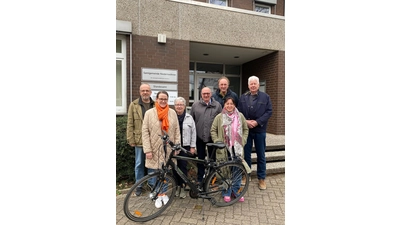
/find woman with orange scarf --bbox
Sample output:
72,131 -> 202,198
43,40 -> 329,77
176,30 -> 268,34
142,91 -> 180,208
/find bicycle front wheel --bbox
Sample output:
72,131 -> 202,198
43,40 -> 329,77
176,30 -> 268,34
204,162 -> 249,207
123,172 -> 177,222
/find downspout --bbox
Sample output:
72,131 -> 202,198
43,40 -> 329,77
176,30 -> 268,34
130,33 -> 133,104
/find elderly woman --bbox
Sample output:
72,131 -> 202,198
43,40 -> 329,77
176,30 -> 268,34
210,96 -> 249,203
142,91 -> 180,208
173,97 -> 196,199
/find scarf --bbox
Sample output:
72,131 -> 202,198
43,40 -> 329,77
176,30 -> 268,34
221,107 -> 243,157
177,111 -> 185,144
155,102 -> 170,132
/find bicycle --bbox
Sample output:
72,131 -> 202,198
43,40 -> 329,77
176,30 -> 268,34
123,131 -> 250,222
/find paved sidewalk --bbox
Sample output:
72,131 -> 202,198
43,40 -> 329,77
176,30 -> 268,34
116,173 -> 285,225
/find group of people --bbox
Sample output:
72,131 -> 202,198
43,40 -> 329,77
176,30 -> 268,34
126,75 -> 273,207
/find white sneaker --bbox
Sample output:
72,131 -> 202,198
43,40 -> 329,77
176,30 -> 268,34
155,196 -> 163,208
175,186 -> 181,197
162,195 -> 169,204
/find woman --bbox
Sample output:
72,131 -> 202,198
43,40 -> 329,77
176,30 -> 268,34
173,97 -> 196,199
142,91 -> 180,208
210,96 -> 250,203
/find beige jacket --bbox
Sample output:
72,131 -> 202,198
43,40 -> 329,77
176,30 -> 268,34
142,108 -> 180,169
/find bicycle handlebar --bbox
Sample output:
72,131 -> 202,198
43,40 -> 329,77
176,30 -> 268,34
161,130 -> 194,156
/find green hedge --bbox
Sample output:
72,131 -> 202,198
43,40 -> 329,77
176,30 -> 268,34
116,115 -> 135,183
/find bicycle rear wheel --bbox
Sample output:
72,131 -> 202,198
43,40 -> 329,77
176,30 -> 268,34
123,172 -> 177,222
204,162 -> 249,207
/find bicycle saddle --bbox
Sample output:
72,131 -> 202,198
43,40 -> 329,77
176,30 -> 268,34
206,142 -> 226,149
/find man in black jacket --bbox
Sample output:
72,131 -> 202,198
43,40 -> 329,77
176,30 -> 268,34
212,76 -> 239,107
237,76 -> 272,190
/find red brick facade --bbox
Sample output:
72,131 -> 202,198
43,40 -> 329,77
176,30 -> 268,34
125,35 -> 285,134
242,51 -> 285,135
126,35 -> 190,104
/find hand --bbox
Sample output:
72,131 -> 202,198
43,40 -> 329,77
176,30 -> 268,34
247,120 -> 258,128
190,147 -> 195,155
129,143 -> 135,147
146,152 -> 153,159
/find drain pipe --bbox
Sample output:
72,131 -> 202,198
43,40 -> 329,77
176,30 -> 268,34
129,33 -> 132,104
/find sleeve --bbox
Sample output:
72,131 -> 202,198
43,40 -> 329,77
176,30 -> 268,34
190,117 -> 197,148
255,94 -> 273,128
240,113 -> 249,145
210,114 -> 222,143
126,102 -> 135,145
141,110 -> 151,154
173,112 -> 181,145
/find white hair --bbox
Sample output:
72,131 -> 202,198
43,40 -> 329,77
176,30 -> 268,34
174,97 -> 186,105
248,76 -> 259,84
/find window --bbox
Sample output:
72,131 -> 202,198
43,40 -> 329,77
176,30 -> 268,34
210,0 -> 227,6
255,3 -> 271,14
116,35 -> 127,114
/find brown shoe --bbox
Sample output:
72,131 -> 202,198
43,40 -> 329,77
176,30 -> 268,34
258,179 -> 267,190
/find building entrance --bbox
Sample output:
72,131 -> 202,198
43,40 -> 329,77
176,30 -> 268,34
189,62 -> 241,106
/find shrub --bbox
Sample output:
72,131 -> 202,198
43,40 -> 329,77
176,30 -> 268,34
116,115 -> 135,183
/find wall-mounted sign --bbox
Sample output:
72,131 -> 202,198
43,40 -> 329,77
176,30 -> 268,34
151,91 -> 177,105
142,68 -> 178,82
149,83 -> 177,91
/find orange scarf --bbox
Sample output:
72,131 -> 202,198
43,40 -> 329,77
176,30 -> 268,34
155,102 -> 170,132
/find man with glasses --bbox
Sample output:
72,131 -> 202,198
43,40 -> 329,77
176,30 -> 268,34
126,83 -> 154,196
190,87 -> 222,183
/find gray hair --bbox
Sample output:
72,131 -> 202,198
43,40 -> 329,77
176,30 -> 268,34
248,76 -> 259,84
174,97 -> 186,105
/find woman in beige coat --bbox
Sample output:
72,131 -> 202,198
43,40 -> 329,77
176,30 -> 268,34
142,91 -> 180,208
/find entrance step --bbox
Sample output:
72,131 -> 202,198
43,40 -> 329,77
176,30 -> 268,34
250,161 -> 285,176
251,151 -> 285,163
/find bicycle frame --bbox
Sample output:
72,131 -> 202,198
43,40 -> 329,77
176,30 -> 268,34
159,134 -> 220,199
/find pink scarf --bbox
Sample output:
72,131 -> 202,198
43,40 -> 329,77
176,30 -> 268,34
221,108 -> 243,157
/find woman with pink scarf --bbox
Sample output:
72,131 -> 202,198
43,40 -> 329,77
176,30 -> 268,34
210,97 -> 250,202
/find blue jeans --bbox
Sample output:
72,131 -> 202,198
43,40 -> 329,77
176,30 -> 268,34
148,168 -> 168,193
222,151 -> 242,198
134,146 -> 145,187
243,132 -> 266,180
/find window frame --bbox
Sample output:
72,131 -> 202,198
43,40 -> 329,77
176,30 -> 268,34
209,0 -> 227,7
116,35 -> 127,115
255,3 -> 271,14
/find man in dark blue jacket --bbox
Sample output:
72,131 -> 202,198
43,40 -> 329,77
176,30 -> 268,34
237,76 -> 272,190
212,76 -> 239,107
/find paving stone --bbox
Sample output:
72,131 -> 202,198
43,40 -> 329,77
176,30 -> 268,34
117,173 -> 285,224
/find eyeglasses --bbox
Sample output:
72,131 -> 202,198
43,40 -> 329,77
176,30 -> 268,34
202,93 -> 211,95
175,104 -> 185,106
158,98 -> 168,101
140,90 -> 150,92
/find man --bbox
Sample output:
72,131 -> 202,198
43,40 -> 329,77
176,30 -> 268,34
212,76 -> 239,107
126,83 -> 154,196
190,87 -> 222,183
237,76 -> 272,190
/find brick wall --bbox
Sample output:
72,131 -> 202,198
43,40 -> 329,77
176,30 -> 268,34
241,51 -> 285,135
127,35 -> 190,106
232,0 -> 253,10
276,0 -> 285,16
